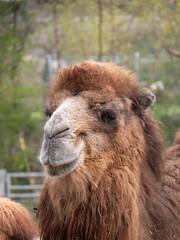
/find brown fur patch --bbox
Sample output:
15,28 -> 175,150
0,197 -> 38,240
47,61 -> 139,110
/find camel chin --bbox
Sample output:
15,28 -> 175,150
46,153 -> 83,177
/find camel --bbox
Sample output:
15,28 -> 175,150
37,60 -> 180,240
0,197 -> 38,240
162,130 -> 180,233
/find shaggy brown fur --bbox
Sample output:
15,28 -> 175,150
161,130 -> 180,238
0,197 -> 38,240
37,61 -> 180,240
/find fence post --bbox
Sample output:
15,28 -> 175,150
0,169 -> 7,197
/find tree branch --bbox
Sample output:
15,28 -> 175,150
166,48 -> 180,58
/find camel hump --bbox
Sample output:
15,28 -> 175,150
166,129 -> 180,161
163,129 -> 180,225
174,129 -> 180,145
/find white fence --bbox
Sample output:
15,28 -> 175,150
0,169 -> 6,196
6,172 -> 45,199
0,170 -> 45,199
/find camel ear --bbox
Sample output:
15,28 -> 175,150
135,88 -> 156,110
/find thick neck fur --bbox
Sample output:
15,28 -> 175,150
38,166 -> 140,240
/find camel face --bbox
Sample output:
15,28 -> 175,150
39,61 -> 156,178
40,89 -> 130,177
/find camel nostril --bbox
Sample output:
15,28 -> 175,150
48,128 -> 70,139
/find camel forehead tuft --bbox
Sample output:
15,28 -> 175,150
48,60 -> 140,99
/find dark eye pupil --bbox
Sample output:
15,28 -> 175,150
101,110 -> 117,123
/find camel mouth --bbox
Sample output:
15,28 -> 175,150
39,130 -> 85,176
46,154 -> 82,177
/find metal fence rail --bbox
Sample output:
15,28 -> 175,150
6,172 -> 46,199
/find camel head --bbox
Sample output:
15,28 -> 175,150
39,61 -> 156,179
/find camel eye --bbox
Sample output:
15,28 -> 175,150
100,109 -> 117,123
44,109 -> 52,118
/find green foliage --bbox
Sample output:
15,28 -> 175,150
0,2 -> 42,172
0,81 -> 43,171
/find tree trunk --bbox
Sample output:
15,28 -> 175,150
98,0 -> 103,62
11,4 -> 18,84
52,0 -> 61,69
109,0 -> 115,61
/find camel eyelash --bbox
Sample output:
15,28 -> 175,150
72,90 -> 84,96
95,101 -> 106,105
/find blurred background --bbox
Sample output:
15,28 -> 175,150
0,0 -> 179,212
